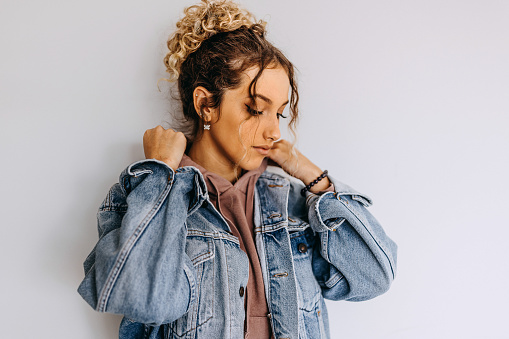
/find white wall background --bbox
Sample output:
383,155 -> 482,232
1,0 -> 508,338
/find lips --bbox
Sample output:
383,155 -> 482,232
253,145 -> 271,155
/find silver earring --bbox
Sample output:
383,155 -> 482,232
204,122 -> 210,130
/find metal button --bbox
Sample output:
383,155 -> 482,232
298,243 -> 308,253
239,286 -> 245,297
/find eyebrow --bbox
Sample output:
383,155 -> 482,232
254,94 -> 289,107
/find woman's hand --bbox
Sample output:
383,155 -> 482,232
143,126 -> 187,171
268,139 -> 331,192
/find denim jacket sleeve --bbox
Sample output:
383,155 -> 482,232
77,159 -> 205,325
304,175 -> 398,302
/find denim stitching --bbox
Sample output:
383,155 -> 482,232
287,223 -> 310,232
223,244 -> 232,339
324,271 -> 344,288
254,220 -> 287,233
313,192 -> 337,232
190,239 -> 214,266
182,263 -> 197,316
339,199 -> 396,279
186,229 -> 239,245
97,180 -> 173,312
171,274 -> 217,335
262,231 -> 274,336
322,230 -> 330,262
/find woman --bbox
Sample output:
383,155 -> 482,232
78,1 -> 397,338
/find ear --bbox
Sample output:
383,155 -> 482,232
193,86 -> 215,122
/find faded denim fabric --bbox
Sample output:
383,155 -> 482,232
78,159 -> 397,339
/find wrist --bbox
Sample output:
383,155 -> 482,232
300,169 -> 329,196
150,156 -> 179,171
308,177 -> 331,193
292,154 -> 330,194
299,164 -> 323,185
165,160 -> 180,171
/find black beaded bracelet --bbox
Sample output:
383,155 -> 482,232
301,170 -> 328,196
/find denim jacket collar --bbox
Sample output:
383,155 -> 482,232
122,158 -> 371,209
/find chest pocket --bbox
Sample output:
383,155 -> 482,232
289,223 -> 322,312
170,234 -> 215,337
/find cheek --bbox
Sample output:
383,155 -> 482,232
240,118 -> 261,144
222,117 -> 243,140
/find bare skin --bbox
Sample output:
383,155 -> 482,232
143,126 -> 187,171
143,66 -> 330,192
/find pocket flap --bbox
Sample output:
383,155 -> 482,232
185,236 -> 215,266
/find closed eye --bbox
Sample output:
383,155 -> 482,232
245,104 -> 263,116
246,104 -> 287,119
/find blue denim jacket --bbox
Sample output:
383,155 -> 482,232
78,159 -> 397,339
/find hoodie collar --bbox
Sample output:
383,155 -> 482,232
179,154 -> 269,197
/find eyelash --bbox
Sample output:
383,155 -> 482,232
245,104 -> 287,119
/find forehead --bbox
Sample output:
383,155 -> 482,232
233,66 -> 290,104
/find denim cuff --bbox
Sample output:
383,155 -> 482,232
306,174 -> 372,232
307,191 -> 346,232
119,159 -> 176,195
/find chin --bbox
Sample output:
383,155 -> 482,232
239,156 -> 265,171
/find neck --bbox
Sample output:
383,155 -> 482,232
188,136 -> 241,183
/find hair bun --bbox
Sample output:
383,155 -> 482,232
163,0 -> 265,81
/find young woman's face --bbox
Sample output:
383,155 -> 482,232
207,66 -> 290,172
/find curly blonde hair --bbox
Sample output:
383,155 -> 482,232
163,0 -> 264,82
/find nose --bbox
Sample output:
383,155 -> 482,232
263,114 -> 281,141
